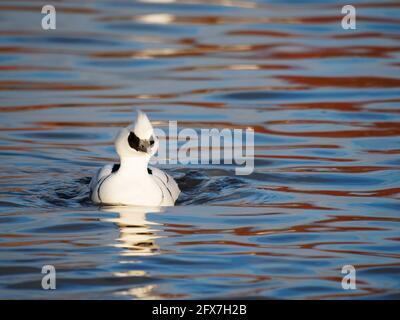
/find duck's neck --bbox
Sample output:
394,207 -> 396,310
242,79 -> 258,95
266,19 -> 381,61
119,155 -> 150,177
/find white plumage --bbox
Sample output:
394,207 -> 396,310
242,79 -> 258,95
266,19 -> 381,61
89,111 -> 180,206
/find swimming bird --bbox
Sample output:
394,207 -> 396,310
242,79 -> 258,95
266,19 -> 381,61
89,111 -> 180,206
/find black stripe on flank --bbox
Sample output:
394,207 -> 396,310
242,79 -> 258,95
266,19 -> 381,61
97,176 -> 107,203
152,175 -> 165,205
97,165 -> 118,202
154,174 -> 173,201
164,172 -> 169,183
97,173 -> 114,203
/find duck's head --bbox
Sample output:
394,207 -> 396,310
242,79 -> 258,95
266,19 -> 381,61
115,110 -> 159,158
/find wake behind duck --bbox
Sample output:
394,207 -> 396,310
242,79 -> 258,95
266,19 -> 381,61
89,111 -> 180,206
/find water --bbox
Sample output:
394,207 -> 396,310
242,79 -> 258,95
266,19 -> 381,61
0,0 -> 399,299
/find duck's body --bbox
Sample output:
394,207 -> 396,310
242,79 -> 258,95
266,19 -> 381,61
89,111 -> 180,206
90,162 -> 180,206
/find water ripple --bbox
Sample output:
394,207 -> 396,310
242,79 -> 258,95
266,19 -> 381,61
0,0 -> 399,299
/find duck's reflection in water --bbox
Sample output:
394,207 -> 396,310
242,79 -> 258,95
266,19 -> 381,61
101,206 -> 163,299
102,206 -> 162,256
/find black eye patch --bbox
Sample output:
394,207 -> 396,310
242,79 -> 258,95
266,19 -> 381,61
128,131 -> 152,152
128,131 -> 141,151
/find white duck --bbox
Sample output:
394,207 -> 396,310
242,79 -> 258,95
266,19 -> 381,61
89,111 -> 180,206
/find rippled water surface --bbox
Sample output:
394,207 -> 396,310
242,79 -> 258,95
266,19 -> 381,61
1,0 -> 400,299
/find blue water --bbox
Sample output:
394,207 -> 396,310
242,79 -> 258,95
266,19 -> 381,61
0,0 -> 399,299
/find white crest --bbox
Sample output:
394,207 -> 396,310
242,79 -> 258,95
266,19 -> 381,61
131,110 -> 153,139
